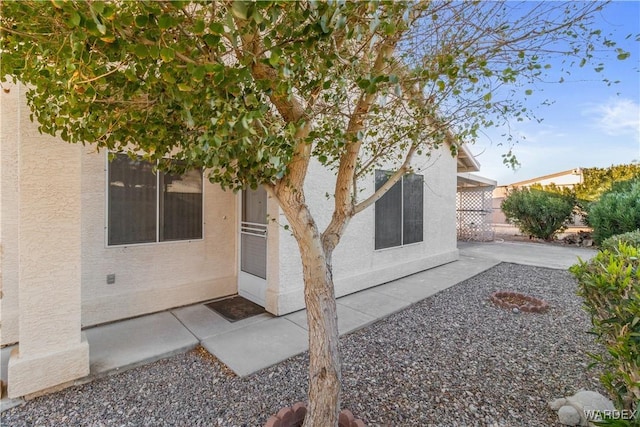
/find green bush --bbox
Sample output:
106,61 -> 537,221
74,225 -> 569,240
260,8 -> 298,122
570,243 -> 640,414
601,230 -> 640,252
501,188 -> 575,240
588,179 -> 640,245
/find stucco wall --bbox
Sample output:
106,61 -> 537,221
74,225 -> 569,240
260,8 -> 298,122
1,82 -> 23,345
79,150 -> 238,327
1,83 -> 239,345
273,146 -> 459,314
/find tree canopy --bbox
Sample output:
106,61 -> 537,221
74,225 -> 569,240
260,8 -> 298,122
575,163 -> 640,201
2,1 -> 626,192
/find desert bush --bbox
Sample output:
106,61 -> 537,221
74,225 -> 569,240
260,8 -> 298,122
588,179 -> 640,245
501,187 -> 575,240
601,230 -> 640,252
570,243 -> 640,415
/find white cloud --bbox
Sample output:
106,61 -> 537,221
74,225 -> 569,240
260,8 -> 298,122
586,98 -> 640,137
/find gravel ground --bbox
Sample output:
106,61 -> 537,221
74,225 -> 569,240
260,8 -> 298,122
1,263 -> 605,426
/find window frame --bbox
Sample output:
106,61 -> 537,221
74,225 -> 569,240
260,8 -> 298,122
374,170 -> 424,250
105,153 -> 205,248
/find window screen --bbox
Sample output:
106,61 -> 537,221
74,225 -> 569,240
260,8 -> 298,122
160,167 -> 203,241
108,154 -> 157,245
402,173 -> 424,245
374,170 -> 424,249
375,170 -> 402,249
108,153 -> 203,245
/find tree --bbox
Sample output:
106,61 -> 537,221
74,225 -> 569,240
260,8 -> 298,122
575,163 -> 640,202
588,178 -> 640,244
501,187 -> 576,240
1,1 -> 627,425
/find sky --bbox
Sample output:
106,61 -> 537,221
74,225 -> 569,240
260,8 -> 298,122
469,1 -> 640,186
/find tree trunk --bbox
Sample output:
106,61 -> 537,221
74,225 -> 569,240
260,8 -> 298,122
275,191 -> 341,427
301,244 -> 341,427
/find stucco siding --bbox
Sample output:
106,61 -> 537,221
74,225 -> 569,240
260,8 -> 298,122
1,82 -> 239,344
273,146 -> 459,315
79,150 -> 238,327
1,82 -> 21,345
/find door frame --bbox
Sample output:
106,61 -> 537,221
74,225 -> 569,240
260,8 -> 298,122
237,188 -> 268,306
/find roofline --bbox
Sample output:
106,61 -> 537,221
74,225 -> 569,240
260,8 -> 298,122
506,168 -> 582,187
457,144 -> 481,173
457,172 -> 497,189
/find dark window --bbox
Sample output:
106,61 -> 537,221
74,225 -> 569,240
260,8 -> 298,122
108,153 -> 203,245
374,170 -> 424,249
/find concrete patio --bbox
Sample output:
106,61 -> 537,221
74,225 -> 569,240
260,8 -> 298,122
1,240 -> 596,411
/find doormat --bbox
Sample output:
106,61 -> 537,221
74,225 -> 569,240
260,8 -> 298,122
205,296 -> 266,322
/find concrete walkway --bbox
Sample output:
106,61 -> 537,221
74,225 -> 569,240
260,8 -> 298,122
1,241 -> 596,411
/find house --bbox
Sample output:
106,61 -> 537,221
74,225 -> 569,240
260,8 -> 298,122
0,81 -> 480,398
492,169 -> 584,229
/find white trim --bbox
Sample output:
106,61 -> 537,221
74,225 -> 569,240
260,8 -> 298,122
373,240 -> 424,253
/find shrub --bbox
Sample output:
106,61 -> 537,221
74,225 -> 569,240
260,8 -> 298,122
588,179 -> 640,245
601,230 -> 640,252
501,187 -> 575,240
570,243 -> 640,415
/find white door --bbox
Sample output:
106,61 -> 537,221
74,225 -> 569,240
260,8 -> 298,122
238,187 -> 267,306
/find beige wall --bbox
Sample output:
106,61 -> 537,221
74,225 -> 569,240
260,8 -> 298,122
271,145 -> 459,315
0,81 -> 20,345
2,82 -> 90,398
1,83 -> 239,347
79,150 -> 237,327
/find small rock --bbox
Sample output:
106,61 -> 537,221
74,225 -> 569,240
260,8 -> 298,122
566,390 -> 615,414
512,308 -> 520,314
558,405 -> 581,426
549,398 -> 567,411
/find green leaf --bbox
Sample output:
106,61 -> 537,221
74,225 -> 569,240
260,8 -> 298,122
209,22 -> 225,34
133,44 -> 149,59
158,14 -> 173,29
525,89 -> 533,96
160,47 -> 175,62
203,34 -> 220,48
617,52 -> 630,61
193,20 -> 205,35
69,11 -> 81,27
135,15 -> 149,28
268,52 -> 280,67
483,92 -> 492,102
177,83 -> 192,92
92,1 -> 105,14
191,66 -> 206,82
231,1 -> 249,20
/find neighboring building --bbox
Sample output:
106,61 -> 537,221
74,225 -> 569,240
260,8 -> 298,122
492,168 -> 584,228
0,82 -> 483,398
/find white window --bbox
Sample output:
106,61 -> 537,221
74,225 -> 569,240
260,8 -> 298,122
107,153 -> 203,246
374,170 -> 424,249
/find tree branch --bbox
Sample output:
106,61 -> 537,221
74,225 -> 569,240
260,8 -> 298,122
321,30 -> 403,253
